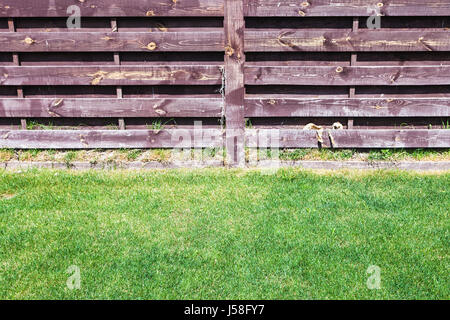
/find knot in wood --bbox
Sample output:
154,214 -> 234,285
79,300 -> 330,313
23,37 -> 36,45
146,42 -> 157,51
225,45 -> 235,57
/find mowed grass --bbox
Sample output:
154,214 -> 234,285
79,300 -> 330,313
0,169 -> 448,300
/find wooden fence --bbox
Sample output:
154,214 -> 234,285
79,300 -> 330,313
0,0 -> 449,165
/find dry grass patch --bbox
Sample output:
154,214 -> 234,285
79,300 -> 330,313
1,193 -> 16,200
0,149 -> 14,162
0,148 -> 449,164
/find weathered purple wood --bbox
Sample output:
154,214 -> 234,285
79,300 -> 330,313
246,30 -> 450,52
0,98 -> 223,118
0,32 -> 225,52
246,129 -> 450,148
4,0 -> 448,17
7,17 -> 27,129
0,129 -> 224,149
348,18 -> 358,129
110,18 -> 125,130
245,0 -> 450,16
0,1 -> 448,151
0,0 -> 223,17
0,65 -> 222,85
245,98 -> 450,117
13,29 -> 435,56
225,0 -> 245,167
245,66 -> 450,86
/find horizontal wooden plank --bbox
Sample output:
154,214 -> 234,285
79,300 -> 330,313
0,65 -> 222,85
0,129 -> 224,149
0,98 -> 223,118
246,129 -> 450,148
246,29 -> 450,52
245,98 -> 450,117
245,66 -> 450,86
1,128 -> 448,149
245,0 -> 450,16
0,32 -> 224,52
0,0 -> 223,17
2,1 -> 448,17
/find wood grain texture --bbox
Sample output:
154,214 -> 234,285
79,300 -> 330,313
0,0 -> 224,17
246,29 -> 450,52
348,17 -> 358,129
246,129 -> 450,148
0,129 -> 224,149
111,18 -> 125,130
0,65 -> 223,85
245,66 -> 450,86
7,17 -> 27,129
3,0 -> 448,17
225,0 -> 245,166
0,98 -> 223,118
245,0 -> 450,17
0,32 -> 225,52
0,0 -> 449,151
245,98 -> 450,117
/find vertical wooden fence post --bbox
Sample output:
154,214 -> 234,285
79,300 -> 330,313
111,18 -> 126,130
348,17 -> 359,130
8,18 -> 27,130
224,0 -> 245,167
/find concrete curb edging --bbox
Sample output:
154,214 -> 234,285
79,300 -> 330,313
0,160 -> 449,171
277,160 -> 450,171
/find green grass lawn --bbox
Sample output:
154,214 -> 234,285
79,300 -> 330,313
0,169 -> 448,300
